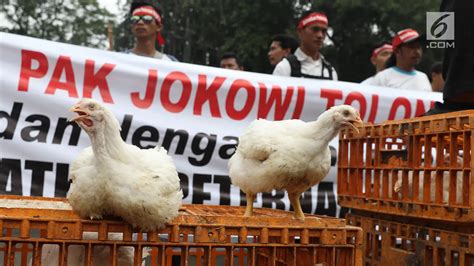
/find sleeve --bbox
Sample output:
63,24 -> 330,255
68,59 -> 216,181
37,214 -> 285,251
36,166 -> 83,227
420,73 -> 433,91
272,59 -> 291,76
165,54 -> 179,62
361,77 -> 374,85
161,54 -> 174,61
371,72 -> 384,87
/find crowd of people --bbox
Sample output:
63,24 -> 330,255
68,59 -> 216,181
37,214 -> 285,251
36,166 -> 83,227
127,0 -> 473,115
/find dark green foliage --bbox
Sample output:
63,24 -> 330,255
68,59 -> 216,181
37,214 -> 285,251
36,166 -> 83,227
1,0 -> 113,48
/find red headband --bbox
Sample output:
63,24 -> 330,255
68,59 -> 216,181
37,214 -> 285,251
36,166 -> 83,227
133,6 -> 161,23
132,6 -> 165,46
297,12 -> 328,29
371,44 -> 393,58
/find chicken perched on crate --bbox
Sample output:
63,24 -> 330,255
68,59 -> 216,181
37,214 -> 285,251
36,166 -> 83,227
228,105 -> 363,221
67,98 -> 183,231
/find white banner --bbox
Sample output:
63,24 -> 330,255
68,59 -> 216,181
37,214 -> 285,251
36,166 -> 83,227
0,32 -> 442,217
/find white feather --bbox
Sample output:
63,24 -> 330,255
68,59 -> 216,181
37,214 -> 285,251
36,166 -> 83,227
229,105 -> 361,197
394,154 -> 464,203
32,232 -> 144,266
67,99 -> 183,231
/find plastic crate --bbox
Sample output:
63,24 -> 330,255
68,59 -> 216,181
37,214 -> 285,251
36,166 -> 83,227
338,110 -> 474,222
346,211 -> 474,266
0,195 -> 362,266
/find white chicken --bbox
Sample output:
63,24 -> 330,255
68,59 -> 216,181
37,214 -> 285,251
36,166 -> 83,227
67,98 -> 183,231
34,232 -> 140,266
394,154 -> 464,203
228,105 -> 363,221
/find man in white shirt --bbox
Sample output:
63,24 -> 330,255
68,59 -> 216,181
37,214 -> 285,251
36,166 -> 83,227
371,29 -> 431,91
273,11 -> 337,80
267,35 -> 298,67
361,43 -> 392,85
128,0 -> 175,61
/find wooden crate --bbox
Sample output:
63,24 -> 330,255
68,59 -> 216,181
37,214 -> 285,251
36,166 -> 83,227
346,211 -> 474,266
0,195 -> 362,266
338,110 -> 474,222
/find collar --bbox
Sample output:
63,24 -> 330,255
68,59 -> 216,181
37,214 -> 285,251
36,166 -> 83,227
392,66 -> 416,76
294,48 -> 323,63
129,49 -> 163,58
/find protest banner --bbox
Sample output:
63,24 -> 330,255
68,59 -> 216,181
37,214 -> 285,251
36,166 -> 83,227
0,33 -> 441,216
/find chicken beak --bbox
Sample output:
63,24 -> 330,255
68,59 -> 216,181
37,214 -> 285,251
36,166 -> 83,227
69,105 -> 88,122
347,116 -> 364,133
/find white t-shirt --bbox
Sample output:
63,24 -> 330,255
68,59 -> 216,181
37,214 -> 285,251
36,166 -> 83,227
127,50 -> 173,61
154,52 -> 173,61
273,48 -> 338,80
361,76 -> 375,85
371,67 -> 431,91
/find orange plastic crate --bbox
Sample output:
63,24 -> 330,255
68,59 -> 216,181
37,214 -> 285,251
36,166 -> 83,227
338,110 -> 474,222
346,212 -> 474,266
0,195 -> 362,266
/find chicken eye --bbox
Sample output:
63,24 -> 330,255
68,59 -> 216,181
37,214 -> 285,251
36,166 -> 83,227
88,104 -> 96,110
343,110 -> 350,117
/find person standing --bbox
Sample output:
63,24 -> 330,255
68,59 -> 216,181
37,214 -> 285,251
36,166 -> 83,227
273,11 -> 337,80
268,35 -> 298,67
128,0 -> 176,61
371,29 -> 431,91
361,43 -> 392,84
425,0 -> 474,114
429,62 -> 444,93
219,52 -> 244,70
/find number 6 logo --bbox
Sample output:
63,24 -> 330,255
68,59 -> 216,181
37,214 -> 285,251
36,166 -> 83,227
427,12 -> 454,41
431,14 -> 450,38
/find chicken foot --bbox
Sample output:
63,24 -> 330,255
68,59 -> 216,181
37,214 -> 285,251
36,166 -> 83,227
244,194 -> 255,217
288,192 -> 306,221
